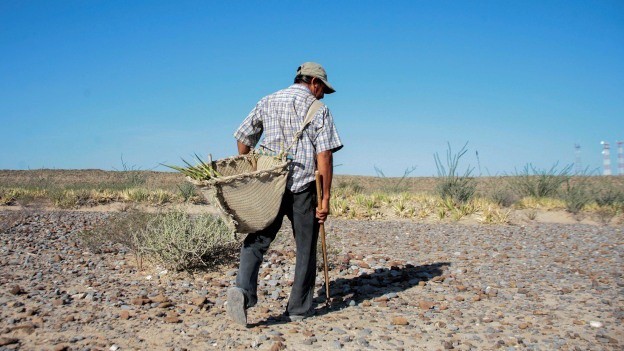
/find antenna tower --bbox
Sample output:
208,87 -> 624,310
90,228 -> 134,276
601,141 -> 611,176
618,141 -> 624,176
574,144 -> 582,173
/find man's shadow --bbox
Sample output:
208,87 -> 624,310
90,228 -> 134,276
251,261 -> 450,327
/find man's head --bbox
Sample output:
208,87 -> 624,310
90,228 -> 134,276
294,62 -> 335,99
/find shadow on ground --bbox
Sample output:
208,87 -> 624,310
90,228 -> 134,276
252,262 -> 450,327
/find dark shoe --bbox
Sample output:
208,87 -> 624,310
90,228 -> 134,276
286,309 -> 315,322
226,287 -> 247,326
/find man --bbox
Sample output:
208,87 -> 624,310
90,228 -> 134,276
227,62 -> 343,326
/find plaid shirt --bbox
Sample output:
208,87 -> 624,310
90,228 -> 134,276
234,84 -> 343,192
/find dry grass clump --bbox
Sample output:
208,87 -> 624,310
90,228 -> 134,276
0,188 -> 26,205
120,188 -> 176,205
515,196 -> 566,210
479,206 -> 512,224
79,210 -> 237,271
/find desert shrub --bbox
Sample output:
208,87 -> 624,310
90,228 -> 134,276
517,196 -> 565,210
0,188 -> 25,205
373,166 -> 417,193
79,210 -> 237,271
114,156 -> 147,188
122,188 -> 150,203
591,185 -> 624,225
480,206 -> 511,224
177,182 -> 198,202
149,189 -> 172,205
335,180 -> 364,196
484,185 -> 518,208
330,198 -> 349,217
78,211 -> 149,255
434,142 -> 476,206
561,178 -> 593,215
90,189 -> 118,204
594,185 -> 624,207
508,163 -> 572,198
594,206 -> 618,225
49,189 -> 92,208
140,211 -> 236,270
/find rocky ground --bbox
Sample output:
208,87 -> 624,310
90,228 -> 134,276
0,209 -> 622,351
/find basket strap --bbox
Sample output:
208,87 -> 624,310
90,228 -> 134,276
284,100 -> 324,154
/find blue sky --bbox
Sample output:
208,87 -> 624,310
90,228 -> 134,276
1,0 -> 622,176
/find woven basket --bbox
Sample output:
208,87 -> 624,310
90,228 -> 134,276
188,154 -> 289,234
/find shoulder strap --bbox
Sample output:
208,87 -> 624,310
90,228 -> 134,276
303,100 -> 324,129
284,100 -> 325,154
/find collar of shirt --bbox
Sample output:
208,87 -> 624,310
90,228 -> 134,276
289,84 -> 313,96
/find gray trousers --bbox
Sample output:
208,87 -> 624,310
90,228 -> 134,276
235,182 -> 319,316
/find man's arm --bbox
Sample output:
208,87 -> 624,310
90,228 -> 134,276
316,150 -> 333,223
238,141 -> 251,155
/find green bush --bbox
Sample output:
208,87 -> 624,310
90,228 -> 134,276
335,180 -> 364,195
374,166 -> 417,193
485,186 -> 518,208
508,163 -> 572,198
594,186 -> 624,207
79,210 -> 237,271
177,182 -> 198,202
434,142 -> 476,206
140,211 -> 236,270
561,180 -> 591,215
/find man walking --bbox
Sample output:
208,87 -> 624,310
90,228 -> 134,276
227,62 -> 343,326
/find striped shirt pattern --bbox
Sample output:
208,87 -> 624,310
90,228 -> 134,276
234,84 -> 343,192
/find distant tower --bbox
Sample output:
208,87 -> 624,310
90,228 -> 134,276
618,141 -> 624,176
574,144 -> 582,173
601,141 -> 611,176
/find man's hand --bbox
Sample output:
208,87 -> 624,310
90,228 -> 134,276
316,205 -> 329,224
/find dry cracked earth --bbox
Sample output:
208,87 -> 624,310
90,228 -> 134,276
0,209 -> 622,351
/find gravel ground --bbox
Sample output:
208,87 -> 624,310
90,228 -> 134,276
0,209 -> 622,351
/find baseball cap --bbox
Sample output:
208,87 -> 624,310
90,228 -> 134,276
296,62 -> 336,94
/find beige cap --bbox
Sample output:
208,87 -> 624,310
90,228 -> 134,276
296,62 -> 336,94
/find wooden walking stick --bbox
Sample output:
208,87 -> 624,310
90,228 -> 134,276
315,171 -> 331,305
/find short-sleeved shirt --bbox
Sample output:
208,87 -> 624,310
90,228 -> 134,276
234,84 -> 343,192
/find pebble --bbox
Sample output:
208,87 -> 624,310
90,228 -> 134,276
391,316 -> 409,325
9,285 -> 24,295
269,341 -> 285,351
0,337 -> 19,346
331,327 -> 346,334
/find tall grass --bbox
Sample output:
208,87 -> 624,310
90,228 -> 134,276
508,163 -> 572,198
114,155 -> 147,188
373,166 -> 417,193
434,142 -> 476,206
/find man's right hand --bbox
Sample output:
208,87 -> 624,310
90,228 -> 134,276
316,204 -> 329,224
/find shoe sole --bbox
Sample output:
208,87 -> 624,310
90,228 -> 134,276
288,315 -> 305,322
287,309 -> 315,322
226,287 -> 247,326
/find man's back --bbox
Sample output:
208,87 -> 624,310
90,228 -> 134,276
234,84 -> 342,192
